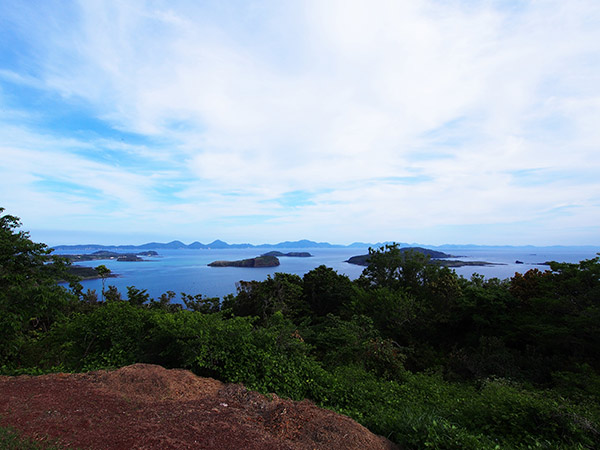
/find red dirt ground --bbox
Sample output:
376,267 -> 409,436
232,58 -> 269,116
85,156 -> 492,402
0,364 -> 399,450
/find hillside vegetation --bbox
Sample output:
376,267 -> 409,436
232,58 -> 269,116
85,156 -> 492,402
1,207 -> 599,449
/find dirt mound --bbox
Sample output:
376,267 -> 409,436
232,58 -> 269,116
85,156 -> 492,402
90,363 -> 223,402
0,364 -> 398,450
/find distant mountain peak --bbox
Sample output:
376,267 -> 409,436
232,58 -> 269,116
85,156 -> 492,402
207,239 -> 231,249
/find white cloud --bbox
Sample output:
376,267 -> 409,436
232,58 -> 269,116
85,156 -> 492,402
1,0 -> 599,244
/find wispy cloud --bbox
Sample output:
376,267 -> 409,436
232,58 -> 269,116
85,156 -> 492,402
1,0 -> 599,245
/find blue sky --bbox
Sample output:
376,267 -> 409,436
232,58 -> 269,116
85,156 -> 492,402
1,0 -> 599,246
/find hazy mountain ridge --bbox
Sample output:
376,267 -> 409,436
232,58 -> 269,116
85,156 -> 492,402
51,240 -> 599,252
52,239 -> 387,251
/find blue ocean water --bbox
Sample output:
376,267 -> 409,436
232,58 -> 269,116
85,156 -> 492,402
59,246 -> 599,302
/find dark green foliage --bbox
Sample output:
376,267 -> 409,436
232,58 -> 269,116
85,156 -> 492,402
103,285 -> 122,302
81,289 -> 98,304
358,243 -> 432,291
94,265 -> 110,301
41,301 -> 149,371
2,210 -> 599,449
148,290 -> 182,312
303,314 -> 407,380
142,310 -> 325,399
357,244 -> 463,330
502,259 -> 600,384
350,286 -> 418,340
180,292 -> 220,313
126,286 -> 150,305
230,273 -> 307,322
309,367 -> 599,449
0,208 -> 78,365
302,265 -> 354,317
37,303 -> 324,400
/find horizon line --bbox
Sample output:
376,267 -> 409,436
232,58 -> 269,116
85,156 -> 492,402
49,239 -> 600,249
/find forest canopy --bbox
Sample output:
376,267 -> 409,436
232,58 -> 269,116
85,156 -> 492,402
1,207 -> 599,449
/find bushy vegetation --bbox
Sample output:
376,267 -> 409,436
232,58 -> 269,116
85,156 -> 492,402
1,208 -> 599,448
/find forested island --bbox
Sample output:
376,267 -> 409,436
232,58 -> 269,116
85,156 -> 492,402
65,265 -> 115,280
57,250 -> 159,280
261,251 -> 312,257
60,250 -> 158,262
208,251 -> 313,267
2,209 -> 600,449
208,255 -> 280,267
346,246 -> 500,268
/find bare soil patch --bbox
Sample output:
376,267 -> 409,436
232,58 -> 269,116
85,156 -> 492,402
0,364 -> 398,450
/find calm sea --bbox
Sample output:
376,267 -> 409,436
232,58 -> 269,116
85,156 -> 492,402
58,246 -> 599,302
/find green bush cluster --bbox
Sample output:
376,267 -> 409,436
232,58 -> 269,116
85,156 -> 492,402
1,208 -> 599,449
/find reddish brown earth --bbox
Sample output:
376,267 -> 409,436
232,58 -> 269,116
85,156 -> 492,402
0,364 -> 399,450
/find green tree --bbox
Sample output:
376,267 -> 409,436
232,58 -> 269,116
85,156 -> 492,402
95,265 -> 110,301
357,244 -> 462,321
231,273 -> 307,323
148,290 -> 182,312
180,292 -> 220,313
358,244 -> 431,292
351,286 -> 418,340
303,265 -> 355,317
0,208 -> 76,364
104,285 -> 122,302
126,286 -> 150,306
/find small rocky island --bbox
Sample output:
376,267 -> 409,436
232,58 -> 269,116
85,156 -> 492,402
261,251 -> 312,257
208,255 -> 280,268
346,247 -> 499,268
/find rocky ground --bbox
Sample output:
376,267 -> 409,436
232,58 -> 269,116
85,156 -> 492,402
0,364 -> 398,450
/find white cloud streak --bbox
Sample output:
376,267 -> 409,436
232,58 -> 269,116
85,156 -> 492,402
1,0 -> 599,244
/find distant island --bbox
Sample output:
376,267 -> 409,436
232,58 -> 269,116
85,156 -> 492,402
59,250 -> 158,262
346,247 -> 452,266
208,255 -> 280,268
346,247 -> 500,268
261,251 -> 312,257
58,250 -> 159,281
66,265 -> 118,280
208,251 -> 313,268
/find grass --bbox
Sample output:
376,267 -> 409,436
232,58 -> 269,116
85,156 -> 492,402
0,426 -> 69,450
